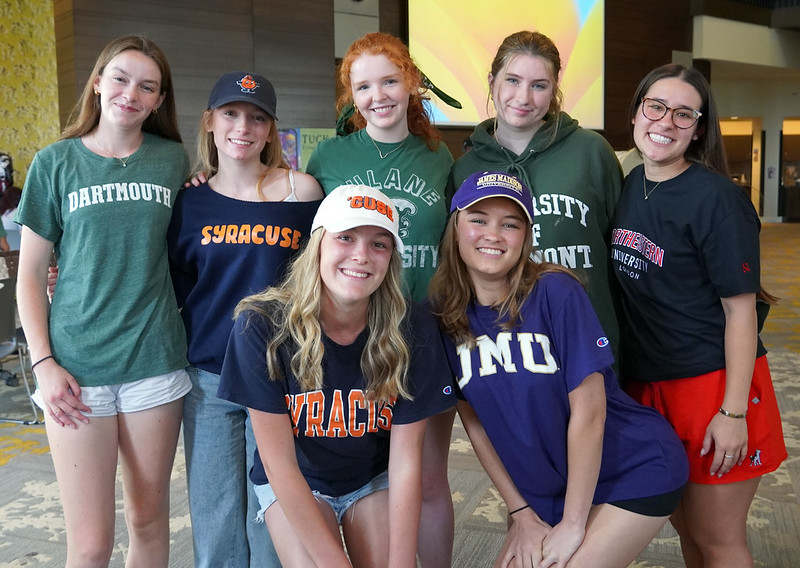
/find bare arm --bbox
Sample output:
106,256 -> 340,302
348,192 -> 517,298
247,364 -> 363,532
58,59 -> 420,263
540,372 -> 606,568
17,226 -> 90,427
703,293 -> 757,477
292,171 -> 325,201
386,419 -> 427,568
456,400 -> 552,568
249,408 -> 352,568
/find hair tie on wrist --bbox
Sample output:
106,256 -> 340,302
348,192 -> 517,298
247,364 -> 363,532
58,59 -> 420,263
718,407 -> 746,419
509,504 -> 530,515
31,354 -> 55,371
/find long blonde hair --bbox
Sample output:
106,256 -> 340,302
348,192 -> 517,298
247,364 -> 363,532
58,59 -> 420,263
429,210 -> 574,347
234,229 -> 411,401
60,34 -> 181,143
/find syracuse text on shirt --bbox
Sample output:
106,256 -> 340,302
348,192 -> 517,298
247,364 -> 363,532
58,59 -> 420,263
456,332 -> 558,389
285,389 -> 397,438
200,224 -> 302,249
68,182 -> 173,212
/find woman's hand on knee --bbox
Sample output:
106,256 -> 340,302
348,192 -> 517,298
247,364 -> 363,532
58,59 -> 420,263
538,519 -> 585,568
494,509 -> 551,568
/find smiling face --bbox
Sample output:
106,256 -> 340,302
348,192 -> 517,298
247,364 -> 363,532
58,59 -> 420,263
456,197 -> 528,305
93,49 -> 165,131
632,77 -> 704,177
206,101 -> 273,163
490,54 -> 555,137
319,225 -> 395,312
349,53 -> 411,141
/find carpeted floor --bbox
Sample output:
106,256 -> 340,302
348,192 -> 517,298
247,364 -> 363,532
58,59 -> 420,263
1,222 -> 799,567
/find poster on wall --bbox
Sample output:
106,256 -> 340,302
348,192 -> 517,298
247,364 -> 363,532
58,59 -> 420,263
408,0 -> 605,129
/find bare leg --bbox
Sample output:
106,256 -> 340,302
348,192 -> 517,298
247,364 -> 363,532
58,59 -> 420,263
117,399 -> 184,568
45,414 -> 120,568
265,498 -> 342,567
418,408 -> 456,568
672,479 -> 760,568
566,503 -> 670,568
342,489 -> 390,567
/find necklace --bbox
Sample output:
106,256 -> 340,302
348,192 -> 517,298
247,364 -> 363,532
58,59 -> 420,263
93,134 -> 133,167
642,171 -> 663,200
370,135 -> 406,160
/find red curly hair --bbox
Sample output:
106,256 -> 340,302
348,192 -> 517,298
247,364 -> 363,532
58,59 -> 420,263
337,32 -> 440,150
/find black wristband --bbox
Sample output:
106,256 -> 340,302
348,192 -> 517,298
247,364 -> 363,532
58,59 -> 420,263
509,504 -> 530,516
31,354 -> 55,371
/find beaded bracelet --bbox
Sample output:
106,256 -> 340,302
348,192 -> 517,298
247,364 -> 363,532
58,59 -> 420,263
509,504 -> 530,516
718,407 -> 746,419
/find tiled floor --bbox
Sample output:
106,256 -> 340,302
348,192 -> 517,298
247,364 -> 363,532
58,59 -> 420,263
1,222 -> 799,567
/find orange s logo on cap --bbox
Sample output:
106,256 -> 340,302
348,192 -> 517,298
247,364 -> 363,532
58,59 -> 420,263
347,195 -> 395,221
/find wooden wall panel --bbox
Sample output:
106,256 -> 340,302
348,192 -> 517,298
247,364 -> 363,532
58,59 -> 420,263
602,0 -> 692,149
54,0 -> 335,158
253,0 -> 336,127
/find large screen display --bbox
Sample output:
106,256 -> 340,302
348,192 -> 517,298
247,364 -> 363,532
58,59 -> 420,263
408,0 -> 605,129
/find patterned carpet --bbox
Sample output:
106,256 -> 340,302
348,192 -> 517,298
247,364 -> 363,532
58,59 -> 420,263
1,223 -> 798,567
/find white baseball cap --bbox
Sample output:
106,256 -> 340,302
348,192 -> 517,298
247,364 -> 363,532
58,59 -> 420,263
311,185 -> 404,250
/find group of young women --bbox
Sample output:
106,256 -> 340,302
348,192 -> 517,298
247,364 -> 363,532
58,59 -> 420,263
16,25 -> 785,568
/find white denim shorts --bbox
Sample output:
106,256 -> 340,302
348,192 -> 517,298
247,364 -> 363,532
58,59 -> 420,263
32,369 -> 191,417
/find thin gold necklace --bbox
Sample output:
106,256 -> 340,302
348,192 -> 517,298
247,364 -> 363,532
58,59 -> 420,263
642,171 -> 663,200
93,134 -> 134,167
370,135 -> 406,160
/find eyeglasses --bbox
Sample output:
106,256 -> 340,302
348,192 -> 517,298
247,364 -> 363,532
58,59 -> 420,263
640,98 -> 702,129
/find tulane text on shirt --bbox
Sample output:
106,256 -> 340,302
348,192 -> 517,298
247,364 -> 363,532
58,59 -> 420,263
346,168 -> 442,207
68,182 -> 172,212
456,332 -> 558,389
285,389 -> 396,438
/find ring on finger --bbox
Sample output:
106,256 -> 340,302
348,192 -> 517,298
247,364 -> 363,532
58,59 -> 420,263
724,453 -> 735,459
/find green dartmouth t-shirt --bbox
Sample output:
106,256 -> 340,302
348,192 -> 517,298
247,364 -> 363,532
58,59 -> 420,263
306,130 -> 453,301
17,133 -> 190,387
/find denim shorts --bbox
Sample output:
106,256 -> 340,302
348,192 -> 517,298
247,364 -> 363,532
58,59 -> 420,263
254,470 -> 389,524
32,369 -> 191,417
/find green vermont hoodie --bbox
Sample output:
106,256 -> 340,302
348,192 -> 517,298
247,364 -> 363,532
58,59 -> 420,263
450,111 -> 624,358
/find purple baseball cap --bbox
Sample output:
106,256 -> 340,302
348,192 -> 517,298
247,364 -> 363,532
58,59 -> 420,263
450,171 -> 534,224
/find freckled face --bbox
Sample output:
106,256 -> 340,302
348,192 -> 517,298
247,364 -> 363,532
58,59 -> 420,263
456,197 -> 527,303
350,53 -> 411,139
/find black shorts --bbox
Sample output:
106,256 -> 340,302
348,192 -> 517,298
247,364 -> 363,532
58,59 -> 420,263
609,484 -> 686,517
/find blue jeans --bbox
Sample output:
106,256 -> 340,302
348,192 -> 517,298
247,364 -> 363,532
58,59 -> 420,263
183,367 -> 281,567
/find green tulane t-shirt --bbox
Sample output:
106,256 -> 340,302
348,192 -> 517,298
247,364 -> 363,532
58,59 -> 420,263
306,130 -> 453,301
17,134 -> 190,387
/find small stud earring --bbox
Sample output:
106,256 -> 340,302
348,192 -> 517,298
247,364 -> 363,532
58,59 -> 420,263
152,108 -> 159,115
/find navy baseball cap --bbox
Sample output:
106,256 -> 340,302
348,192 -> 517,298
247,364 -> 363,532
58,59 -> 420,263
450,171 -> 534,224
207,71 -> 278,120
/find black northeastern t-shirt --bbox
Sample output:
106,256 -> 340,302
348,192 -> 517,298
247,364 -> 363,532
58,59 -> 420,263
611,163 -> 764,382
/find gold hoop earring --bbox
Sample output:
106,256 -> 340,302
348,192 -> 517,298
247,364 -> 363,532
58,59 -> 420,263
152,108 -> 159,115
